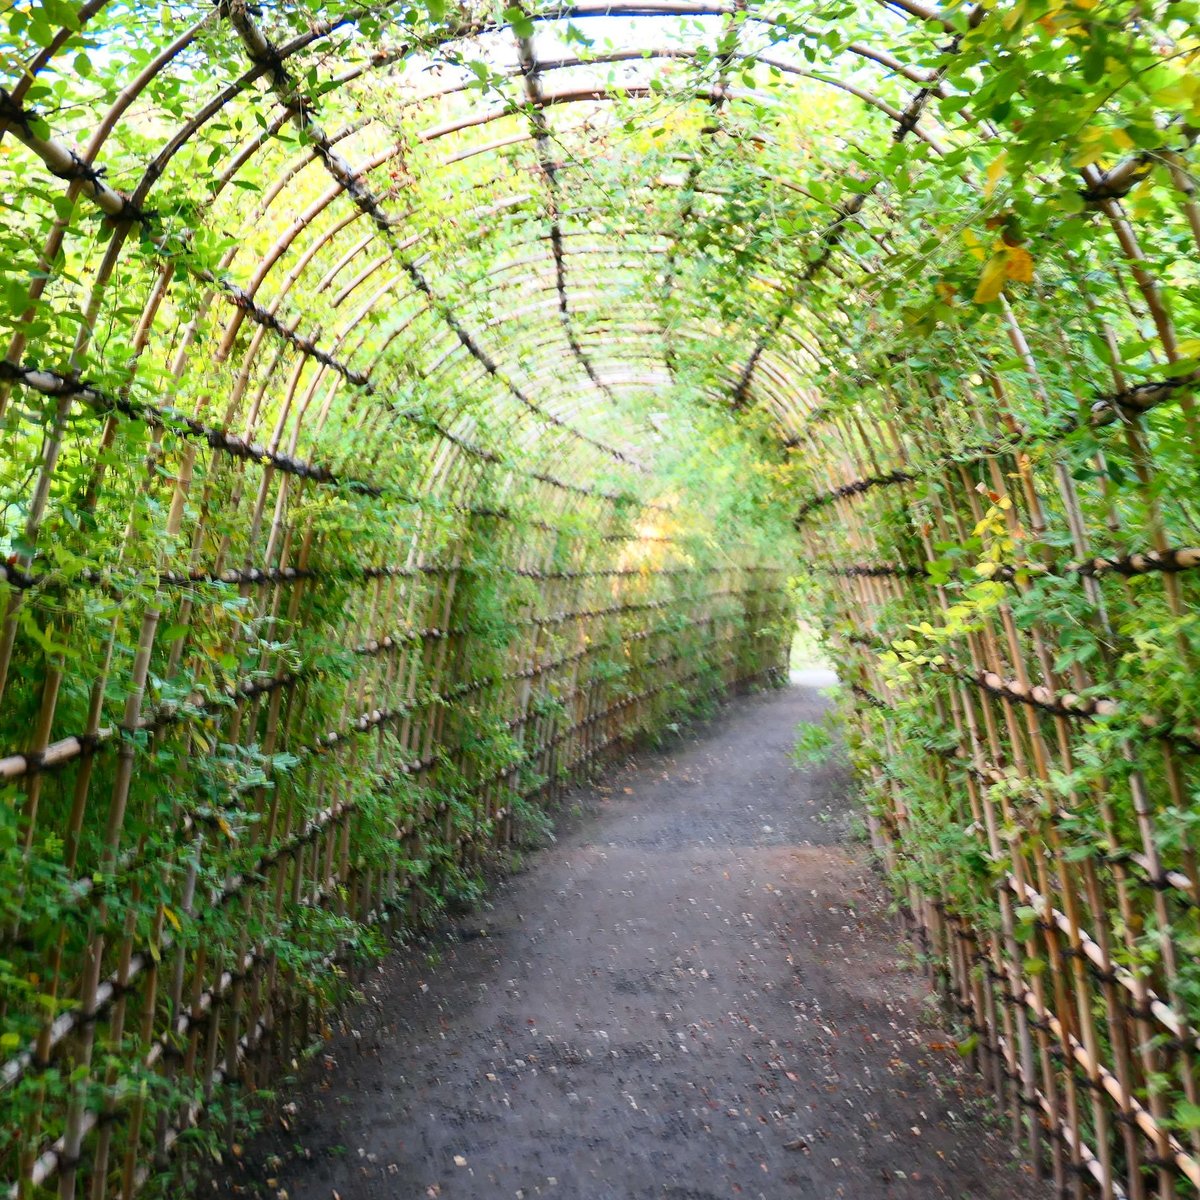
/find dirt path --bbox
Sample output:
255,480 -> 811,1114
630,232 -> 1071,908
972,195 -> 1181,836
223,682 -> 1039,1200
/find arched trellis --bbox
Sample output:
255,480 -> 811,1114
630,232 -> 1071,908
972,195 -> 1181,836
1,1 -> 1199,1197
0,0 -> 936,444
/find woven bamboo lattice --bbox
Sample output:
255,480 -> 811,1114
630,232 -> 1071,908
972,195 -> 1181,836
1,1 -> 1199,1197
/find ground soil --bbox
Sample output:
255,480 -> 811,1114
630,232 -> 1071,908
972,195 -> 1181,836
214,681 -> 1044,1200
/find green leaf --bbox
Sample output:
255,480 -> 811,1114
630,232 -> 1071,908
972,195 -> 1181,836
504,6 -> 534,39
1174,1101 -> 1200,1131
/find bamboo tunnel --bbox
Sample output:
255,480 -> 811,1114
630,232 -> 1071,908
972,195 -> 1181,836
1,1 -> 1198,1197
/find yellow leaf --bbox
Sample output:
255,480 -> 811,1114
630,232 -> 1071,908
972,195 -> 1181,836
1005,244 -> 1034,283
1071,125 -> 1133,167
963,229 -> 987,262
1003,3 -> 1026,30
163,906 -> 182,932
1154,76 -> 1198,108
973,253 -> 1008,304
1070,126 -> 1105,167
1128,179 -> 1156,220
984,151 -> 1008,199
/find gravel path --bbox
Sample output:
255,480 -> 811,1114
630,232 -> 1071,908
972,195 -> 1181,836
220,682 -> 1042,1200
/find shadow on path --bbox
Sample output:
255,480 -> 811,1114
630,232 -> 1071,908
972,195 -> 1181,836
220,684 -> 1041,1200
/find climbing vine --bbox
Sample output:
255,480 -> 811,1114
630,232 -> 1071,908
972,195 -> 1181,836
792,3 -> 1200,1193
0,2 -> 806,1192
